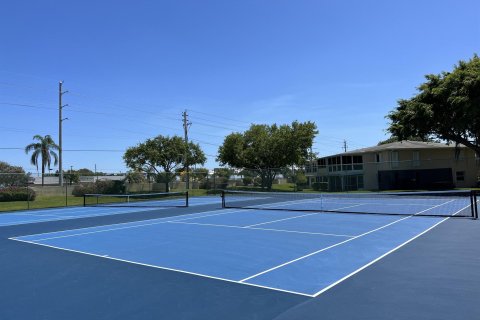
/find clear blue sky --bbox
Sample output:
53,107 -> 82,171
1,0 -> 479,174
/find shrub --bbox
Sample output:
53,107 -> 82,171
199,180 -> 212,189
312,182 -> 322,191
0,187 -> 36,202
242,176 -> 253,186
72,180 -> 125,197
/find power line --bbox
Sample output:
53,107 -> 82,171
188,109 -> 252,125
188,114 -> 248,130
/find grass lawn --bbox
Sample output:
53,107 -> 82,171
0,195 -> 85,212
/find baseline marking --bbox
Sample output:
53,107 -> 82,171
10,237 -> 314,298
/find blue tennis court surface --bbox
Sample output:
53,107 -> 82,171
0,196 -> 221,227
11,207 -> 450,296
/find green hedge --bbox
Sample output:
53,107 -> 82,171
0,187 -> 36,202
72,180 -> 125,197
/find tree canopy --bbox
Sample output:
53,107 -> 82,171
386,54 -> 480,155
24,135 -> 59,186
0,161 -> 29,187
123,135 -> 206,192
217,121 -> 317,190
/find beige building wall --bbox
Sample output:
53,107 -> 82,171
307,141 -> 479,191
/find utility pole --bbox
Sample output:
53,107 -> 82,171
182,110 -> 191,190
343,140 -> 348,153
58,81 -> 68,186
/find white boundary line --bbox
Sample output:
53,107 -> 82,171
244,203 -> 365,228
10,237 -> 314,298
167,221 -> 355,237
0,196 -> 224,227
239,215 -> 413,283
9,208 -> 246,241
311,216 -> 450,297
239,199 -> 458,283
8,199 -> 473,297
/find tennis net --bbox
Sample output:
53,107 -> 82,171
221,190 -> 478,218
83,191 -> 189,208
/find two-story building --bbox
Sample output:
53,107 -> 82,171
306,140 -> 479,191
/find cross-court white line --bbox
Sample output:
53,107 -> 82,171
239,198 -> 460,284
244,203 -> 365,228
311,203 -> 471,297
10,237 -> 314,298
238,215 -> 414,283
167,220 -> 355,237
9,208 -> 246,242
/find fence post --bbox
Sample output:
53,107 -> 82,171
213,168 -> 216,191
26,184 -> 30,210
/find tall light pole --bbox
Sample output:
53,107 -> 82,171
58,81 -> 68,186
182,110 -> 191,190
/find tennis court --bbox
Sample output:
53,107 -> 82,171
9,190 -> 477,297
2,189 -> 479,319
0,194 -> 216,227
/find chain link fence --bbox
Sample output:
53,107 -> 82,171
0,167 -> 308,212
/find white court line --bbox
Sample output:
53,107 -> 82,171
321,201 -> 435,207
167,220 -> 354,237
239,198 -> 457,283
238,215 -> 413,283
312,218 -> 448,297
312,203 -> 470,297
9,209 -> 247,242
9,199 -> 472,297
10,237 -> 314,298
0,208 -> 161,227
244,203 -> 365,228
0,196 -> 226,227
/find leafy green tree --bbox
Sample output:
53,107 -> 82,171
239,169 -> 257,186
191,168 -> 209,182
64,172 -> 80,185
213,168 -> 233,188
0,161 -> 30,187
76,168 -> 95,176
125,171 -> 146,183
123,135 -> 206,192
25,135 -> 59,186
217,121 -> 317,190
387,55 -> 480,155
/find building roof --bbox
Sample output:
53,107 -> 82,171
327,140 -> 464,157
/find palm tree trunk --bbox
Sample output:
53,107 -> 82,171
41,159 -> 45,186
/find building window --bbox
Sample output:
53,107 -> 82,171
391,151 -> 399,168
342,156 -> 352,171
317,158 -> 326,168
376,153 -> 381,163
456,171 -> 465,181
344,174 -> 364,191
353,155 -> 363,170
412,151 -> 420,167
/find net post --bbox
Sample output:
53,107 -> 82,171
65,183 -> 68,207
470,191 -> 475,218
474,191 -> 478,219
186,191 -> 189,207
221,190 -> 225,208
83,194 -> 86,207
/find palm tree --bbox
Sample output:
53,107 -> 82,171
25,135 -> 59,186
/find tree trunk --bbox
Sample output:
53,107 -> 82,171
41,160 -> 45,186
